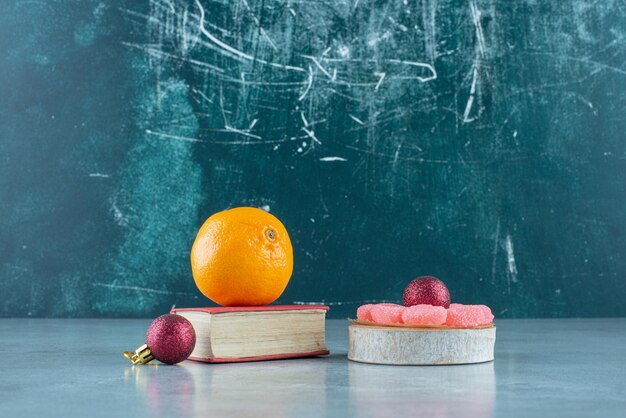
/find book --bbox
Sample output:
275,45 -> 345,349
170,305 -> 330,363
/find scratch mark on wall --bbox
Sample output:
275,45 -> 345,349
346,145 -> 449,164
145,129 -> 201,142
388,16 -> 408,32
392,143 -> 402,166
224,126 -> 262,139
122,42 -> 226,73
463,0 -> 488,123
469,0 -> 486,58
192,87 -> 214,104
93,282 -> 195,295
528,52 -> 626,77
491,218 -> 500,284
260,28 -> 278,51
300,57 -> 437,86
422,0 -> 438,61
303,128 -> 322,145
300,111 -> 310,127
194,0 -> 305,72
240,0 -> 278,51
309,56 -> 334,80
385,59 -> 437,82
463,65 -> 479,123
505,233 -> 518,286
298,66 -> 314,101
349,114 -> 365,125
374,72 -> 386,90
293,299 -> 396,306
319,156 -> 348,162
367,30 -> 393,47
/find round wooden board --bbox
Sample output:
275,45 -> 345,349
348,323 -> 496,365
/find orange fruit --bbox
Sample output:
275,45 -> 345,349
190,207 -> 294,306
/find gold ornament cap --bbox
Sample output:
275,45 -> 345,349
124,344 -> 155,365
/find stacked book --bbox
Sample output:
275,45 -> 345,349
171,305 -> 329,363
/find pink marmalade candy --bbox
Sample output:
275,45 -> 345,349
369,304 -> 405,324
445,304 -> 494,328
357,304 -> 399,322
356,304 -> 375,321
401,304 -> 447,326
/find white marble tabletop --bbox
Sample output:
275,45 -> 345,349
0,318 -> 624,417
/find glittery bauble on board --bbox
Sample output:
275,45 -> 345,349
402,276 -> 451,308
146,314 -> 196,364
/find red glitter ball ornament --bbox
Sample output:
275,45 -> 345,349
146,314 -> 196,364
402,276 -> 451,308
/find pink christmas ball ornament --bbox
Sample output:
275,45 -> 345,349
402,276 -> 451,308
146,314 -> 196,364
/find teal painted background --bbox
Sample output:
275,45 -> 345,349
1,0 -> 624,318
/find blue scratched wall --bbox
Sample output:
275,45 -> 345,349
1,0 -> 625,318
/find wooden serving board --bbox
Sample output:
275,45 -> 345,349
348,323 -> 496,365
